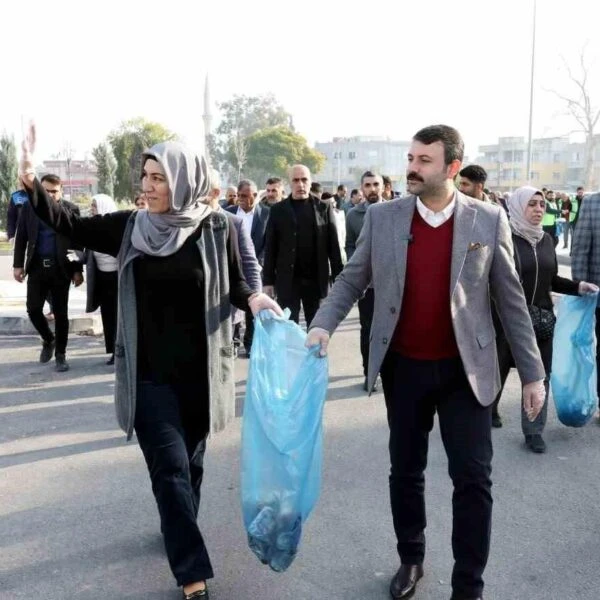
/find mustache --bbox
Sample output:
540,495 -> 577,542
406,172 -> 424,182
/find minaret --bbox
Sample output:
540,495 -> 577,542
202,74 -> 213,157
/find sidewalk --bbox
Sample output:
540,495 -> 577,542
0,255 -> 102,335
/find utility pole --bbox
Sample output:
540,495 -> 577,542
526,0 -> 537,183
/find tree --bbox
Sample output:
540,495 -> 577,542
108,118 -> 177,201
244,126 -> 326,184
550,47 -> 600,189
214,94 -> 292,180
92,142 -> 117,196
0,133 -> 18,230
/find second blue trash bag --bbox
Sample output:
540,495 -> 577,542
241,309 -> 329,572
551,293 -> 598,427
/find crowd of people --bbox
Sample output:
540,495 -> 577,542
6,121 -> 600,600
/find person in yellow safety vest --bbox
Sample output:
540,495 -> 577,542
560,192 -> 575,248
542,190 -> 560,247
571,186 -> 585,229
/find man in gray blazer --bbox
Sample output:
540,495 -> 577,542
570,190 -> 600,415
307,125 -> 546,600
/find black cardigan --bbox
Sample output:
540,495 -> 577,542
513,232 -> 579,310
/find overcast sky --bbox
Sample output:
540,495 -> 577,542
2,0 -> 599,162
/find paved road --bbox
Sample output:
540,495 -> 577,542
2,302 -> 600,600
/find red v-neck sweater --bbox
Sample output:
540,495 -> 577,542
391,211 -> 459,360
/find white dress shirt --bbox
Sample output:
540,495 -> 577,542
236,206 -> 255,238
416,195 -> 456,228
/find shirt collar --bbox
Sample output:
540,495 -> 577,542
416,194 -> 457,220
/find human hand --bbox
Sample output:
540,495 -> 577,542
263,285 -> 275,298
578,281 -> 599,295
72,272 -> 84,287
248,292 -> 283,317
13,268 -> 25,283
305,327 -> 330,357
522,380 -> 545,422
19,121 -> 36,187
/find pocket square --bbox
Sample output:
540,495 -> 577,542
468,242 -> 487,251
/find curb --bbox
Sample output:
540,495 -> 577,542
0,314 -> 104,336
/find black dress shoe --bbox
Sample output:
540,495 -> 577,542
55,354 -> 70,372
525,434 -> 546,453
183,587 -> 208,599
40,340 -> 55,363
106,354 -> 115,366
390,564 -> 424,599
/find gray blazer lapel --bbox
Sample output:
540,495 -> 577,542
392,197 -> 416,292
450,195 -> 477,294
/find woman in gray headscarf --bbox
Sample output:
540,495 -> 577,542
19,125 -> 282,599
86,193 -> 119,364
492,186 -> 597,452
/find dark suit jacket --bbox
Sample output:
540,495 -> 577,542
13,200 -> 83,280
263,194 -> 343,299
225,203 -> 269,264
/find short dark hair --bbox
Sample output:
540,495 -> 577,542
41,174 -> 62,186
237,179 -> 257,192
266,177 -> 282,186
382,175 -> 392,187
321,192 -> 334,200
413,124 -> 464,164
350,188 -> 360,198
337,184 -> 346,192
310,182 -> 322,194
361,170 -> 380,184
577,186 -> 584,191
459,165 -> 488,184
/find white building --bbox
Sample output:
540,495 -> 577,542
314,136 -> 411,192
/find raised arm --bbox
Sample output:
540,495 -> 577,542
24,179 -> 130,257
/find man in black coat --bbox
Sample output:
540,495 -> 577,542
263,164 -> 343,327
13,174 -> 83,372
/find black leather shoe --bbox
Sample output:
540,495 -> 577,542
106,354 -> 115,366
390,564 -> 423,599
40,340 -> 55,363
183,587 -> 208,599
55,354 -> 70,372
491,412 -> 502,428
525,434 -> 546,453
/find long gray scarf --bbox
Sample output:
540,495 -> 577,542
131,141 -> 212,257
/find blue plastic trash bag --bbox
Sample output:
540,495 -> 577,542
551,293 -> 598,427
241,309 -> 328,572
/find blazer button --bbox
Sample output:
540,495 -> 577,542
382,337 -> 388,344
390,307 -> 396,314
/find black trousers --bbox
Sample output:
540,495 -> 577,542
277,277 -> 321,328
492,332 -> 552,435
96,269 -> 118,354
243,309 -> 254,354
134,381 -> 212,586
26,261 -> 71,355
380,352 -> 493,599
358,288 -> 375,377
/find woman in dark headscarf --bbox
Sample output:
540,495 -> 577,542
492,186 -> 597,452
18,124 -> 282,599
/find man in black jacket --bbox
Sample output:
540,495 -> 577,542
13,174 -> 83,372
263,164 -> 343,327
345,171 -> 383,390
